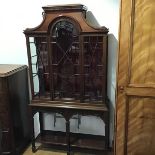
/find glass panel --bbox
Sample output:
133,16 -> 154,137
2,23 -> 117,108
29,37 -> 49,97
32,64 -> 37,74
30,43 -> 37,57
29,37 -> 34,42
33,74 -> 39,95
51,20 -> 80,100
84,36 -> 103,103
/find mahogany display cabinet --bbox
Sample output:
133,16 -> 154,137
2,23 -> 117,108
24,4 -> 109,155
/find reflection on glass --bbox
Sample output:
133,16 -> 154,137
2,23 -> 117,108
32,65 -> 37,74
33,75 -> 39,95
84,36 -> 103,102
51,20 -> 80,100
30,43 -> 37,57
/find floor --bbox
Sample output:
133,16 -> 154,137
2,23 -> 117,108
23,144 -> 113,155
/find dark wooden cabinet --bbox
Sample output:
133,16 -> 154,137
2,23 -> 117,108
0,65 -> 31,155
24,4 -> 109,155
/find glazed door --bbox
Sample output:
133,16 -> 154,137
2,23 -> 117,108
115,0 -> 155,155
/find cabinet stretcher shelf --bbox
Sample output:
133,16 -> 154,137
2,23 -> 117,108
36,130 -> 108,153
30,100 -> 108,112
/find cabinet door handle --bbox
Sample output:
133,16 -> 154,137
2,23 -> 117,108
2,129 -> 9,133
119,86 -> 125,93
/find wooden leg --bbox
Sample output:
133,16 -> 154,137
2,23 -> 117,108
39,112 -> 43,135
100,112 -> 109,150
32,113 -> 36,152
66,120 -> 70,155
0,122 -> 2,155
54,113 -> 56,127
77,114 -> 81,129
105,112 -> 109,149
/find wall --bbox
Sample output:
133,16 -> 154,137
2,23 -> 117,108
0,0 -> 119,146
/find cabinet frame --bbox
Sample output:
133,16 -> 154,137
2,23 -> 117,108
24,4 -> 109,155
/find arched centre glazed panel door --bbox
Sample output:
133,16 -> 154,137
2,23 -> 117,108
49,18 -> 81,100
115,0 -> 155,155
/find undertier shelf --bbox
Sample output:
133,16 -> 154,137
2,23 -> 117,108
36,130 -> 109,153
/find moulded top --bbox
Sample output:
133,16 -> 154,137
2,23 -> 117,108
0,64 -> 27,77
42,4 -> 87,12
24,4 -> 108,35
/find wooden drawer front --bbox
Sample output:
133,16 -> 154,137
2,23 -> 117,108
0,78 -> 8,92
0,112 -> 10,128
1,128 -> 12,153
0,93 -> 10,128
0,93 -> 9,112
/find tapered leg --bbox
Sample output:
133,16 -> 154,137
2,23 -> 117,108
39,112 -> 43,135
77,114 -> 81,129
54,113 -> 56,127
105,112 -> 109,149
32,113 -> 36,152
0,122 -> 2,155
66,120 -> 70,155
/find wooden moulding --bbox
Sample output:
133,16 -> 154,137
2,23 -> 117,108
23,4 -> 108,35
0,64 -> 27,77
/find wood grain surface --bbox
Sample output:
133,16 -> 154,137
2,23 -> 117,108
115,0 -> 155,155
130,0 -> 155,84
127,98 -> 155,155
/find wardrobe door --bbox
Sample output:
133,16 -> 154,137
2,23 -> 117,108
115,0 -> 155,155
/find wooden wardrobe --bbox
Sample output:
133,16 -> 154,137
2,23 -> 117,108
115,0 -> 155,155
